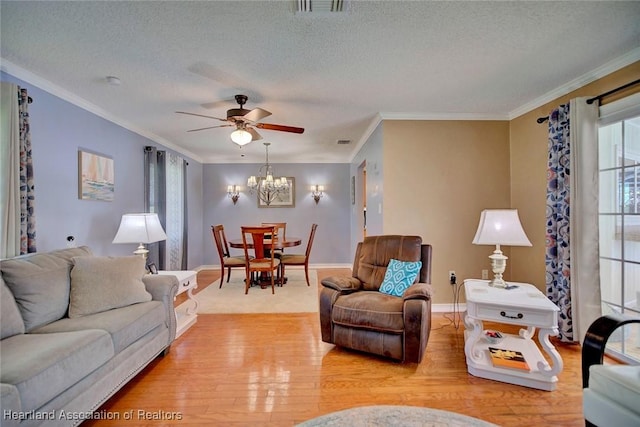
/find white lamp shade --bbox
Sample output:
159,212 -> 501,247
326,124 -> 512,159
472,209 -> 532,246
112,213 -> 167,244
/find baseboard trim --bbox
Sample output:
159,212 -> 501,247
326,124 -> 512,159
432,303 -> 466,313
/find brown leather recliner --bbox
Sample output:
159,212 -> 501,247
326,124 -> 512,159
319,235 -> 433,363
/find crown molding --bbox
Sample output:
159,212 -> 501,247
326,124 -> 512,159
0,58 -> 203,163
348,113 -> 382,163
380,112 -> 509,121
508,47 -> 640,120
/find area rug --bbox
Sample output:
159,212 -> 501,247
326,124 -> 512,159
296,405 -> 499,427
181,269 -> 319,314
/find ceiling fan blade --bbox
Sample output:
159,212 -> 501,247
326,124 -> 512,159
255,123 -> 305,134
200,100 -> 230,110
187,124 -> 233,132
176,111 -> 228,122
243,107 -> 272,122
247,127 -> 263,141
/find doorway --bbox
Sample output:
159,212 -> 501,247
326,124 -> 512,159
358,161 -> 367,239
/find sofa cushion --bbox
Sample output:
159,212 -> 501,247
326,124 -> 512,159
589,364 -> 640,417
1,277 -> 24,339
332,291 -> 405,333
69,255 -> 151,318
1,246 -> 93,331
0,383 -> 21,415
379,259 -> 422,297
33,300 -> 166,354
0,330 -> 113,413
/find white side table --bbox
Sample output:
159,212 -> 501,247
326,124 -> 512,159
158,270 -> 198,338
463,279 -> 563,391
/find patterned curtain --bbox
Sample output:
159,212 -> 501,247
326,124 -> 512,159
18,88 -> 36,254
545,97 -> 600,343
546,103 -> 572,341
1,83 -> 35,258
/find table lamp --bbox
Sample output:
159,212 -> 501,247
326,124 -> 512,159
112,213 -> 167,258
472,209 -> 532,288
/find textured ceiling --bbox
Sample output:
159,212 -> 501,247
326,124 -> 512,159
1,1 -> 639,163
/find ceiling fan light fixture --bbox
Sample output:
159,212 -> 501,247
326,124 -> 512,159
230,128 -> 252,146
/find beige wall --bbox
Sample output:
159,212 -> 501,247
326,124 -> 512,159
382,121 -> 510,304
366,61 -> 639,304
510,61 -> 640,291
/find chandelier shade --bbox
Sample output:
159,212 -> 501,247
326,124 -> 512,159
247,142 -> 290,206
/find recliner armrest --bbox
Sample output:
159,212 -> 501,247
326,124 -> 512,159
321,276 -> 362,293
402,282 -> 433,301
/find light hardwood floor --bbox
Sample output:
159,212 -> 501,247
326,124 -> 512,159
84,269 -> 585,427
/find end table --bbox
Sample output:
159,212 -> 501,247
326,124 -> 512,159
463,279 -> 563,391
158,270 -> 198,337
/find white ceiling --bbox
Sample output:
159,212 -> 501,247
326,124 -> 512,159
1,1 -> 639,164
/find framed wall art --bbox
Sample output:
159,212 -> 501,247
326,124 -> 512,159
78,149 -> 114,201
257,177 -> 295,208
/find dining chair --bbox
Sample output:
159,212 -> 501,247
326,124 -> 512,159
241,225 -> 281,294
261,222 -> 286,256
211,224 -> 247,288
279,223 -> 318,287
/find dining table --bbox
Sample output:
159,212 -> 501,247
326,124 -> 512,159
228,236 -> 302,251
229,236 -> 302,288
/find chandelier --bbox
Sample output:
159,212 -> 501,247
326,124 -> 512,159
247,142 -> 290,206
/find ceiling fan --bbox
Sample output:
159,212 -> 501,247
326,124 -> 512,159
176,94 -> 304,146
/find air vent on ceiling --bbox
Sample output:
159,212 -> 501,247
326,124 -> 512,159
337,139 -> 351,145
296,0 -> 348,13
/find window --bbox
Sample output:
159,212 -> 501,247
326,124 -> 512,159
598,92 -> 640,363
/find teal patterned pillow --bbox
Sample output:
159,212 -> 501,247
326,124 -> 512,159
379,259 -> 422,297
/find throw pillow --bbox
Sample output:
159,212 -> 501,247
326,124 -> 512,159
1,246 -> 93,331
69,256 -> 152,318
379,258 -> 422,297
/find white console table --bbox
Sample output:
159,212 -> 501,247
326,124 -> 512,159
463,279 -> 563,391
158,270 -> 198,338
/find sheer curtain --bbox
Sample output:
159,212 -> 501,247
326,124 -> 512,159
545,97 -> 600,343
1,83 -> 35,258
144,146 -> 187,270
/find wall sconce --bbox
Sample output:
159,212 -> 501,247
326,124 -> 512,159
227,185 -> 240,205
311,185 -> 324,204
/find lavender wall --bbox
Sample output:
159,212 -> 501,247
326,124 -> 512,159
202,162 -> 351,265
1,71 -> 205,268
2,70 -> 351,267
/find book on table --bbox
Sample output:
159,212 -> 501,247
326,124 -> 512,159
488,347 -> 530,371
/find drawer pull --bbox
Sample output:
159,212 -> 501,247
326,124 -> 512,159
500,311 -> 523,319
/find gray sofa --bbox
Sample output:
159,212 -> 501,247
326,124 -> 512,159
0,246 -> 178,427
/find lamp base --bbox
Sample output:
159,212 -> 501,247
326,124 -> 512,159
133,244 -> 149,259
488,246 -> 508,288
488,277 -> 507,288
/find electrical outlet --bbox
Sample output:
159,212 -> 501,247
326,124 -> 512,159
449,270 -> 456,285
482,269 -> 489,280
